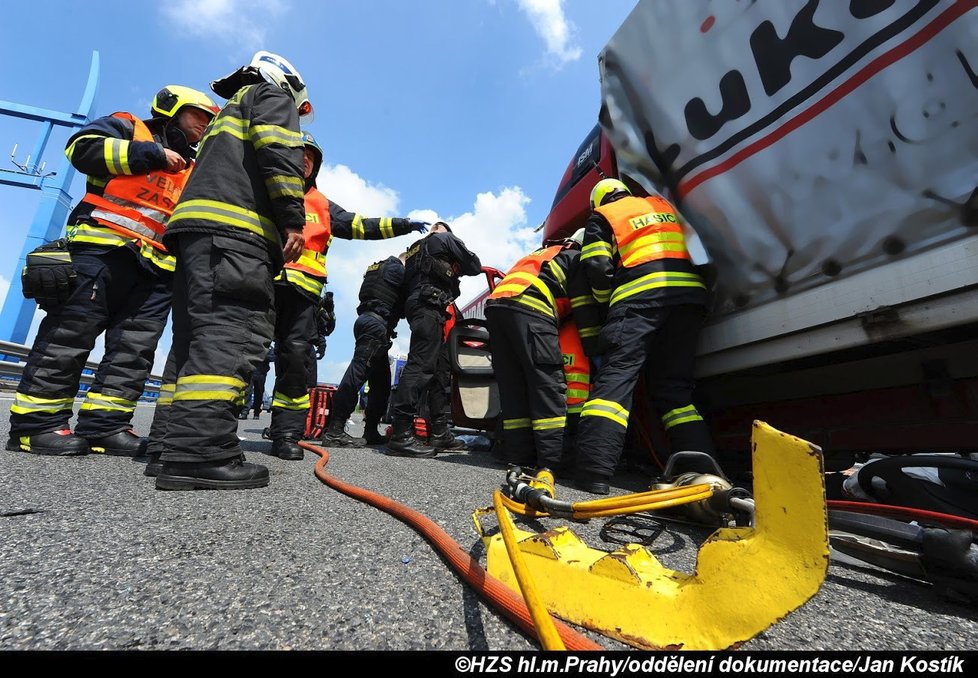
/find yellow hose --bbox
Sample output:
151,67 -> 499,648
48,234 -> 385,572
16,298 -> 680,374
493,489 -> 566,651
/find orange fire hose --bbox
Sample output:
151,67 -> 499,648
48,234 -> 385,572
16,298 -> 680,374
299,440 -> 604,651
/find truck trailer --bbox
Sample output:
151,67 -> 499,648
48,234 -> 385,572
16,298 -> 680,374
453,0 -> 978,468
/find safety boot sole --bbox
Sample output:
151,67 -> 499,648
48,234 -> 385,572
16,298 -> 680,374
156,474 -> 269,490
5,437 -> 90,456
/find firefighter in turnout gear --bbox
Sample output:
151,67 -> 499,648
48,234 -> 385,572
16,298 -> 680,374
484,233 -> 589,473
6,85 -> 216,457
573,179 -> 713,495
269,133 -> 426,460
145,51 -> 312,490
322,253 -> 407,448
387,222 -> 482,458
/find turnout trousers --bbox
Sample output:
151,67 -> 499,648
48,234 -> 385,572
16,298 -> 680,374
146,233 -> 275,463
10,244 -> 171,438
268,283 -> 317,440
575,303 -> 713,479
485,305 -> 566,470
389,306 -> 445,423
331,312 -> 391,427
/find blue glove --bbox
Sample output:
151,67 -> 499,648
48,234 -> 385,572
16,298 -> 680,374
408,220 -> 430,234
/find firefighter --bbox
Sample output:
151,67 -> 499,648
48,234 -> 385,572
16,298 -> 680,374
484,232 -> 587,472
6,86 -> 217,457
423,302 -> 467,451
573,178 -> 713,495
266,133 -> 428,461
386,222 -> 482,458
322,252 -> 407,447
145,51 -> 312,490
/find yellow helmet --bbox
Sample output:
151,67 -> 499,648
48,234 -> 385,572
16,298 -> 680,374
589,178 -> 630,209
151,85 -> 219,119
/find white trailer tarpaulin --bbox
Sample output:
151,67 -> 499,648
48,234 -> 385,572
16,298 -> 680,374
600,0 -> 978,314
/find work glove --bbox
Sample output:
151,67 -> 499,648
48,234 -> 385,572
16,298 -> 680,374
315,336 -> 327,360
408,220 -> 429,234
21,239 -> 77,309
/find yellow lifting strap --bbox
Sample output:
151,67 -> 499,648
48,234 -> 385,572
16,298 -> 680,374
479,421 -> 829,651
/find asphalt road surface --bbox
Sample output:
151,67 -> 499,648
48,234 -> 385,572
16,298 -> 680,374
1,397 -> 975,655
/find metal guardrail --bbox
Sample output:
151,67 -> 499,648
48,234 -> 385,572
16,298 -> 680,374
0,339 -> 162,397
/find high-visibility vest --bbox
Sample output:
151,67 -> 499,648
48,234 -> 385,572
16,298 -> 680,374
79,112 -> 190,253
559,319 -> 590,414
280,187 -> 330,297
488,245 -> 570,319
596,195 -> 692,269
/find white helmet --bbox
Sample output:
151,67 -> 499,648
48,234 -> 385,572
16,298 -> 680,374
250,51 -> 313,121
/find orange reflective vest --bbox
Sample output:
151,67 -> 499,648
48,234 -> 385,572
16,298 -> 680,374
596,195 -> 692,269
280,187 -> 331,298
79,112 -> 191,253
488,245 -> 570,319
559,319 -> 590,414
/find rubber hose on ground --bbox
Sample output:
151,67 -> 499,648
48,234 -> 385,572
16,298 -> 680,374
299,440 -> 604,651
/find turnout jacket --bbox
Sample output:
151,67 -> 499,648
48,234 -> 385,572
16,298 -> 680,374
487,246 -> 600,350
278,187 -> 417,299
165,82 -> 305,270
64,112 -> 193,272
582,194 -> 707,308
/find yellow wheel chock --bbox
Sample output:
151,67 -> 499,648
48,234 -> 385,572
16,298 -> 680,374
478,421 -> 829,650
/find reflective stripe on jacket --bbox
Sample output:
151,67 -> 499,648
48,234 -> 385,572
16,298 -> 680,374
75,112 -> 189,271
559,319 -> 590,414
278,187 -> 330,297
488,245 -> 570,319
595,195 -> 690,269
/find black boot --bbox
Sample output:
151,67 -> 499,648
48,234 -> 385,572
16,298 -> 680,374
386,418 -> 436,459
6,429 -> 90,456
86,429 -> 147,457
271,437 -> 303,461
362,421 -> 386,445
429,422 -> 466,452
320,418 -> 366,448
143,451 -> 163,477
574,470 -> 611,496
156,455 -> 269,491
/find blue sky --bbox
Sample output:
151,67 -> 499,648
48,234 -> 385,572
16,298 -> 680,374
0,0 -> 638,384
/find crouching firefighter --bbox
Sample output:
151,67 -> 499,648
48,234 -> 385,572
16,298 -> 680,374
267,132 -> 427,461
322,253 -> 407,447
7,86 -> 216,456
386,222 -> 482,458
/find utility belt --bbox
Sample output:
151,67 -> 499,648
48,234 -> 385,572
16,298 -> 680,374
418,283 -> 453,311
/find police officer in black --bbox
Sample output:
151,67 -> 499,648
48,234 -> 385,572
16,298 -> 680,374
322,252 -> 406,447
387,222 -> 481,458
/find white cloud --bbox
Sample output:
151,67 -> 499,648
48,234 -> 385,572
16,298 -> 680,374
160,0 -> 288,53
310,164 -> 536,383
516,0 -> 582,67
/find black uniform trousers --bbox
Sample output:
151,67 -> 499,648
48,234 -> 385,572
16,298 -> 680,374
147,233 -> 275,463
389,305 -> 445,424
10,244 -> 171,438
485,304 -> 567,470
268,283 -> 317,440
427,340 -> 453,427
575,302 -> 713,479
331,312 -> 391,426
